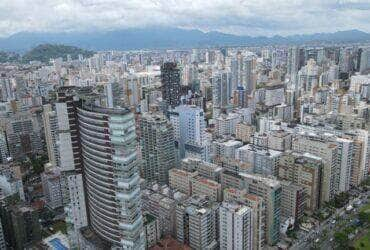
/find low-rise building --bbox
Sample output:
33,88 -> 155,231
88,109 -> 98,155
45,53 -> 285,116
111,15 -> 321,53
169,168 -> 197,195
235,122 -> 255,143
191,176 -> 222,202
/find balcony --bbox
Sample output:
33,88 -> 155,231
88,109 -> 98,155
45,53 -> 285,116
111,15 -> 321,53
117,174 -> 140,189
116,187 -> 140,201
112,152 -> 136,165
118,214 -> 143,231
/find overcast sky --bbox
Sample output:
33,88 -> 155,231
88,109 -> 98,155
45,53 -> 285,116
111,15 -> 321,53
1,0 -> 370,37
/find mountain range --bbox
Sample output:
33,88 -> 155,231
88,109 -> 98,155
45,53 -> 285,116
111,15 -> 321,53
0,28 -> 370,52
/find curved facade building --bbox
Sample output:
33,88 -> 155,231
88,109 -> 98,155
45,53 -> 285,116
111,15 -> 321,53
78,104 -> 145,249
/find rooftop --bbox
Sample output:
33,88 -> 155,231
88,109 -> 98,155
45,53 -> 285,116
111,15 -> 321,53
221,201 -> 251,215
239,172 -> 280,187
144,212 -> 157,225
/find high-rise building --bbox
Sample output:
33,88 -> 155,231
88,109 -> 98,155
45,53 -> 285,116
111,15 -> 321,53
140,112 -> 176,184
0,219 -> 5,250
123,74 -> 144,109
298,59 -> 320,94
336,137 -> 354,192
242,56 -> 256,95
212,71 -> 232,117
224,188 -> 265,250
235,144 -> 282,177
214,112 -> 241,138
77,98 -> 145,249
41,168 -> 63,209
181,157 -> 222,182
0,203 -> 42,250
161,62 -> 181,109
360,48 -> 370,73
221,170 -> 244,190
64,174 -> 88,247
271,49 -> 287,69
176,196 -> 218,249
105,81 -> 125,108
143,213 -> 161,249
350,130 -> 369,187
169,105 -> 210,161
287,47 -> 300,84
43,104 -> 58,167
0,76 -> 15,102
43,87 -> 88,241
0,131 -> 8,163
231,52 -> 244,91
339,47 -> 353,73
52,87 -> 83,173
278,152 -> 323,213
292,134 -> 339,203
267,131 -> 293,152
1,105 -> 43,161
264,84 -> 285,107
0,163 -> 25,201
233,85 -> 249,108
240,173 -> 281,246
280,180 -> 306,222
142,187 -> 178,237
219,202 -> 253,250
212,139 -> 243,163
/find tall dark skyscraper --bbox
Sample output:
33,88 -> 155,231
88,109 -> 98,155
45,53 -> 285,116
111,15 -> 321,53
161,62 -> 181,109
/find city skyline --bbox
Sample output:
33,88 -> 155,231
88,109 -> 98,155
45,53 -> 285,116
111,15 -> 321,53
0,3 -> 369,249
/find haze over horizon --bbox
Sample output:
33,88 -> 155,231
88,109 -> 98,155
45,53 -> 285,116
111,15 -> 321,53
1,0 -> 370,38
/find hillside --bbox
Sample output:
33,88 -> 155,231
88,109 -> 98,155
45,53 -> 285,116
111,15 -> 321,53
0,51 -> 20,63
0,28 -> 370,52
21,44 -> 94,63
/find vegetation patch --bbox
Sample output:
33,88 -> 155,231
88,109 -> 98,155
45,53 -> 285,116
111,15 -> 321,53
22,44 -> 94,63
354,230 -> 370,250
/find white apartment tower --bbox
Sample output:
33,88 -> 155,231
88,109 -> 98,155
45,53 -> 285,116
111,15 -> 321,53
169,105 -> 209,161
43,87 -> 88,242
219,202 -> 253,250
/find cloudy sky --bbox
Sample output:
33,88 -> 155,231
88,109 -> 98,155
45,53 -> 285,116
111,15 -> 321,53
1,0 -> 370,37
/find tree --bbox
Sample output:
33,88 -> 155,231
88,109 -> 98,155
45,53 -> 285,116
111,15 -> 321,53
333,192 -> 350,208
29,154 -> 48,175
334,231 -> 349,249
359,210 -> 370,225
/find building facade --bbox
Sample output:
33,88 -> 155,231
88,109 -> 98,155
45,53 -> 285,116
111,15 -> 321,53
78,100 -> 145,249
140,112 -> 176,184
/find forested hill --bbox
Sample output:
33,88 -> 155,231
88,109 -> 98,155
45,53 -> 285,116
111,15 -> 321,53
0,44 -> 94,64
21,44 -> 94,63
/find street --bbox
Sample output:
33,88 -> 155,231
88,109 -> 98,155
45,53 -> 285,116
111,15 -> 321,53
290,191 -> 369,250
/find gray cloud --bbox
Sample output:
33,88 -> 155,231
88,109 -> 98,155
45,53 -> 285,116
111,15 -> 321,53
0,0 -> 370,37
